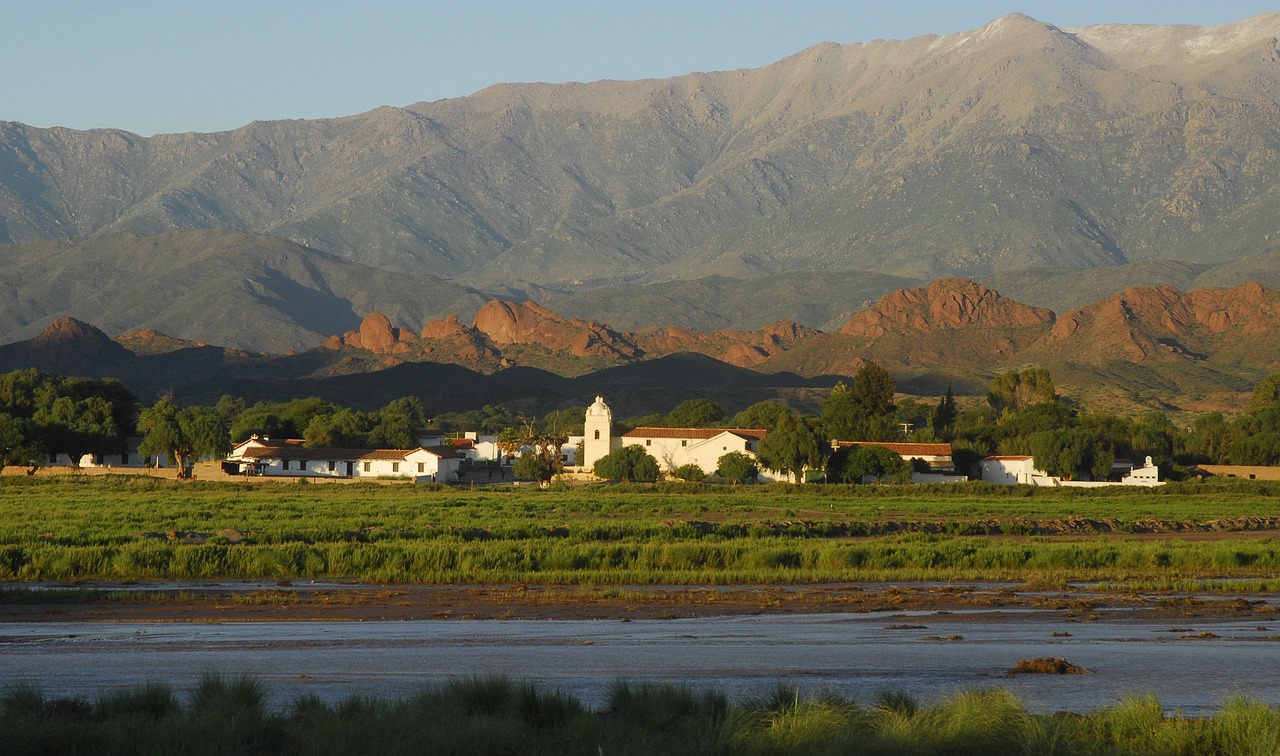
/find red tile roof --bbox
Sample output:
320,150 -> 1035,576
836,441 -> 952,456
622,427 -> 767,441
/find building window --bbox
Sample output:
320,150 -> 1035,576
646,440 -> 651,446
328,461 -> 336,472
392,462 -> 400,472
594,430 -> 600,440
681,440 -> 687,447
363,461 -> 371,472
418,462 -> 425,473
121,453 -> 129,465
282,460 -> 290,471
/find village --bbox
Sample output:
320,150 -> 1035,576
28,395 -> 1204,488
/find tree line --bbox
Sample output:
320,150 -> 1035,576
5,361 -> 1280,483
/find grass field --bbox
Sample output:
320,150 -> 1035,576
3,476 -> 1280,586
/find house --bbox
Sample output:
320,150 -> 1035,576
47,437 -> 171,469
1187,464 -> 1280,481
832,441 -> 966,483
980,454 -> 1163,487
581,396 -> 777,480
418,432 -> 506,464
980,455 -> 1042,485
621,427 -> 768,476
227,436 -> 461,481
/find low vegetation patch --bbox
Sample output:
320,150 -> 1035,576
3,676 -> 1279,755
3,477 -> 1280,586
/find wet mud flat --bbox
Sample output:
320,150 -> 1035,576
3,580 -> 1278,624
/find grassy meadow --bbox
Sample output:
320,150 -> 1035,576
2,475 -> 1280,587
4,674 -> 1280,755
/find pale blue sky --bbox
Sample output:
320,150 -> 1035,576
5,1 -> 1277,136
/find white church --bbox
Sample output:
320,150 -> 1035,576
581,396 -> 773,479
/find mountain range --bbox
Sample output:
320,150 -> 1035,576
0,278 -> 1273,417
2,13 -> 1280,352
3,12 -> 1280,408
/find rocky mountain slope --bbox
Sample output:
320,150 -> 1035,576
0,230 -> 491,352
3,13 -> 1280,296
3,277 -> 1276,414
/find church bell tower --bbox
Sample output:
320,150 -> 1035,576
583,396 -> 613,470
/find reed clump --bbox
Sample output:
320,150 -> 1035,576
5,676 -> 1280,755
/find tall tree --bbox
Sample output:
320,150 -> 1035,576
932,386 -> 957,437
851,362 -> 897,417
1029,428 -> 1112,480
988,368 -> 1056,416
664,399 -> 726,428
757,413 -> 828,484
0,413 -> 39,474
137,396 -> 230,477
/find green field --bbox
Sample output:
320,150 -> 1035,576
3,476 -> 1280,586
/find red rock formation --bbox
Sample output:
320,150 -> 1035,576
1035,282 -> 1280,365
839,279 -> 1054,338
358,312 -> 398,353
471,300 -> 640,360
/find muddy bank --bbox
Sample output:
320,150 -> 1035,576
3,582 -> 1276,624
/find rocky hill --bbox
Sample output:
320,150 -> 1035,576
2,12 -> 1279,298
4,276 -> 1280,413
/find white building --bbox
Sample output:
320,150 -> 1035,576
580,396 -> 774,480
227,436 -> 461,481
980,455 -> 1162,487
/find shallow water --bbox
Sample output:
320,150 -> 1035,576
4,610 -> 1278,715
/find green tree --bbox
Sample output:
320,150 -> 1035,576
0,413 -> 39,473
1178,412 -> 1236,464
672,463 -> 706,482
370,397 -> 427,448
593,445 -> 660,482
932,386 -> 957,437
1248,372 -> 1280,414
137,396 -> 231,477
664,399 -> 725,428
851,362 -> 896,417
304,408 -> 373,448
514,452 -> 557,484
33,394 -> 122,466
512,418 -> 568,484
230,412 -> 290,443
731,401 -> 792,430
496,427 -> 523,464
757,413 -> 828,484
830,444 -> 910,484
1029,427 -> 1113,480
716,451 -> 759,484
988,368 -> 1056,416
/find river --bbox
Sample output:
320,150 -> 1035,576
3,609 -> 1278,715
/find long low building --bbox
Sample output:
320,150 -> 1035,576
227,436 -> 461,481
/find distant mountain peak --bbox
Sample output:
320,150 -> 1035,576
33,317 -> 114,348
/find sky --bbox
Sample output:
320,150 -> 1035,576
5,1 -> 1278,136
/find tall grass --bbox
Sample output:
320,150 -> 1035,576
5,676 -> 1280,755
